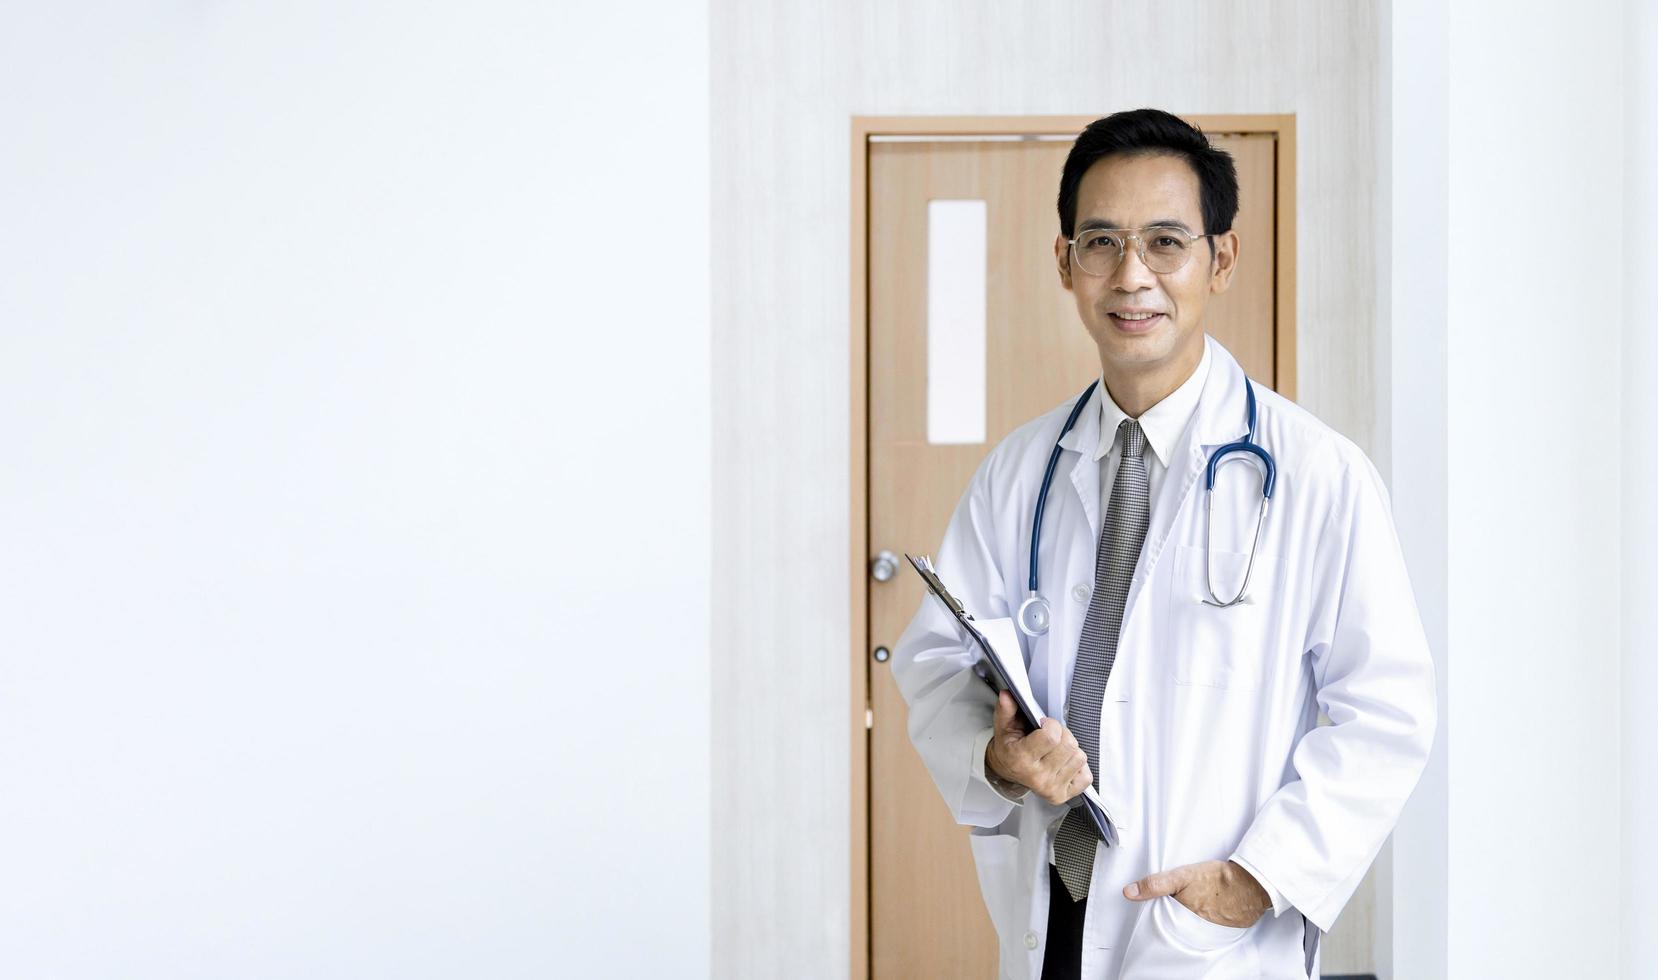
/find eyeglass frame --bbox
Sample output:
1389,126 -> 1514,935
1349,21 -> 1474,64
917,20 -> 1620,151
1064,224 -> 1218,277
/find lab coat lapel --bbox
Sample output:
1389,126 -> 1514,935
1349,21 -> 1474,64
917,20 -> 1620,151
1057,383 -> 1103,545
1123,336 -> 1253,620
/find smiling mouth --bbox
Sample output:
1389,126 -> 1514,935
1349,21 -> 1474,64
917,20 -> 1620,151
1108,312 -> 1166,331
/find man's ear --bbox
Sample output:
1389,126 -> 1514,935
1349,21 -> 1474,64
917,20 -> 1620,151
1054,234 -> 1073,291
1208,229 -> 1240,294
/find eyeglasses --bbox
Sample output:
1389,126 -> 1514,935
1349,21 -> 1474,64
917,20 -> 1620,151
1066,225 -> 1214,276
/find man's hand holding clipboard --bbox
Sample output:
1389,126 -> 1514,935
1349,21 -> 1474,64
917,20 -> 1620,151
905,554 -> 1118,846
985,691 -> 1093,807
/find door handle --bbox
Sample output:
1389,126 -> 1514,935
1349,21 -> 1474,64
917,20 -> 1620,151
870,549 -> 900,583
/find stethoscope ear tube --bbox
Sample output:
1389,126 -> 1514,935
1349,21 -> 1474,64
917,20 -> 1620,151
1202,493 -> 1270,607
1201,379 -> 1274,605
1205,440 -> 1276,498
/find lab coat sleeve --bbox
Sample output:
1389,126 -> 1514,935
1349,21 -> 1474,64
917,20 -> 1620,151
971,726 -> 1031,804
889,455 -> 1022,829
1227,453 -> 1438,932
1229,854 -> 1288,917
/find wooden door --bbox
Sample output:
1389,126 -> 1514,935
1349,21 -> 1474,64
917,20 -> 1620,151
862,124 -> 1281,978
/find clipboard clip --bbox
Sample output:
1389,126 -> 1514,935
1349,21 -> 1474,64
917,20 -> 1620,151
905,554 -> 971,620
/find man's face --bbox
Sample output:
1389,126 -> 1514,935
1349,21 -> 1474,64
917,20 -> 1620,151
1053,152 -> 1239,376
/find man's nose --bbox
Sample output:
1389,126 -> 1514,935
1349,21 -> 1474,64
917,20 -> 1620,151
1108,241 -> 1158,291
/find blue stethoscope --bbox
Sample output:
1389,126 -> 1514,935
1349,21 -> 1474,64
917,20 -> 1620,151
1014,375 -> 1277,638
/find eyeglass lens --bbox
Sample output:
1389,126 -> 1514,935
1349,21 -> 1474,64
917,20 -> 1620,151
1073,228 -> 1196,276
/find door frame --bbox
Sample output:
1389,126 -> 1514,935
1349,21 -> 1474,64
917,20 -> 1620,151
847,113 -> 1297,979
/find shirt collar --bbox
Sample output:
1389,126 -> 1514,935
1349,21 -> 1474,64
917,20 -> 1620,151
1092,340 -> 1212,467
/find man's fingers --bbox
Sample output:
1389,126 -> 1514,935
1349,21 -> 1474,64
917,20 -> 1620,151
1011,718 -> 1059,757
993,691 -> 1028,737
1064,757 -> 1092,798
1032,721 -> 1076,766
1028,746 -> 1090,805
997,715 -> 1084,797
993,690 -> 1014,731
1054,752 -> 1086,792
1124,864 -> 1193,901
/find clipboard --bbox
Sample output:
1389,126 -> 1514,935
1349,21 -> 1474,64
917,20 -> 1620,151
905,553 -> 1117,847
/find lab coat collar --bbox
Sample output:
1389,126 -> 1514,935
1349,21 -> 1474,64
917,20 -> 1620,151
1189,333 -> 1255,451
1056,379 -> 1104,542
1055,379 -> 1103,466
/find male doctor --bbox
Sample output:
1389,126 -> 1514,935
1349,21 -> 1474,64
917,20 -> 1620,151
890,109 -> 1437,979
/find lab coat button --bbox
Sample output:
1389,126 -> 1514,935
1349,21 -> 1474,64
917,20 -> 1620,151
1071,584 -> 1090,602
1024,931 -> 1038,950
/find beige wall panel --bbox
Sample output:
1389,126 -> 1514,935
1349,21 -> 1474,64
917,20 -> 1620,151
711,2 -> 1382,976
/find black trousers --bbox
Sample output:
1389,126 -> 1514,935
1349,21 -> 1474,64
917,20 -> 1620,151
1040,863 -> 1086,980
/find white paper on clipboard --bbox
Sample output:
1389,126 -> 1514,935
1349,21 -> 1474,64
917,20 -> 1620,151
972,617 -> 1043,719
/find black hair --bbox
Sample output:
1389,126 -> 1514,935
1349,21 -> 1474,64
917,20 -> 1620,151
1056,109 -> 1239,241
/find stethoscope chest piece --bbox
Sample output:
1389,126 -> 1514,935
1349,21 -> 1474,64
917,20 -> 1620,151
1015,594 -> 1052,637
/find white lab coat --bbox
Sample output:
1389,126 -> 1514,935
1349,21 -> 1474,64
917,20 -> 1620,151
890,335 -> 1437,980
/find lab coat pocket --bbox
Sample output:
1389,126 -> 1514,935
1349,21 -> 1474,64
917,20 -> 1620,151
1163,894 -> 1252,951
1117,895 -> 1258,979
1165,544 -> 1275,691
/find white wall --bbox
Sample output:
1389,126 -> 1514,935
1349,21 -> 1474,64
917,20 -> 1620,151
1444,3 -> 1624,974
1380,2 -> 1449,976
710,2 -> 1388,975
1622,0 -> 1657,974
0,5 -> 710,978
1383,1 -> 1629,977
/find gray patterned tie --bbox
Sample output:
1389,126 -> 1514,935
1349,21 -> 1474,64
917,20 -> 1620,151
1052,418 -> 1151,902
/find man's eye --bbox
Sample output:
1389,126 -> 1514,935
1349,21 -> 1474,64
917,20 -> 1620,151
1153,236 -> 1183,248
